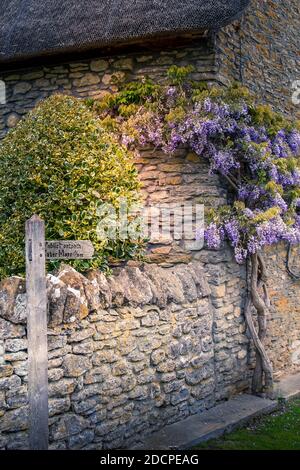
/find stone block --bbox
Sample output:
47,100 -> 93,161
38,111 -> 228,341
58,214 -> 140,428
48,378 -> 76,397
90,59 -> 109,72
4,338 -> 27,352
0,374 -> 21,391
63,354 -> 91,377
0,406 -> 29,432
73,73 -> 100,87
0,364 -> 13,378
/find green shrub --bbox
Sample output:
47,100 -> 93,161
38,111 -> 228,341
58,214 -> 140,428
0,94 -> 142,278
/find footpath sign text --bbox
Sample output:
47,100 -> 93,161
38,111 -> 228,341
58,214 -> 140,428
45,240 -> 94,260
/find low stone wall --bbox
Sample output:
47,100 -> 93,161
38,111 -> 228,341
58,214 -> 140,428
0,260 -> 251,450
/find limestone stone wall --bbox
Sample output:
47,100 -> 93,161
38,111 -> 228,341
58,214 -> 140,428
216,0 -> 300,118
264,244 -> 300,379
136,146 -> 227,265
0,261 -> 250,450
133,145 -> 300,388
0,249 -> 299,449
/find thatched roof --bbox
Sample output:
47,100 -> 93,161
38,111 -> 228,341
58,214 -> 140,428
0,1 -> 250,65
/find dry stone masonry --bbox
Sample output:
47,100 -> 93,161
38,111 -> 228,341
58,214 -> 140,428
0,260 -> 248,450
217,0 -> 300,119
0,38 -> 218,139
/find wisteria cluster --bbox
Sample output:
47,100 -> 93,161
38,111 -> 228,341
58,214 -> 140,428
96,73 -> 300,263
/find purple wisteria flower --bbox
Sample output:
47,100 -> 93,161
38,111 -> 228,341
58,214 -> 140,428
234,246 -> 248,264
284,228 -> 300,244
244,208 -> 255,218
166,86 -> 176,97
121,134 -> 135,146
256,217 -> 285,246
210,150 -> 240,176
287,130 -> 300,155
118,80 -> 300,263
293,198 -> 300,208
247,236 -> 260,255
203,98 -> 212,113
224,220 -> 240,246
270,193 -> 288,213
238,185 -> 265,203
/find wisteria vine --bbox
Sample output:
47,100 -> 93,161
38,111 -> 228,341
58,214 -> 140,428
93,68 -> 300,394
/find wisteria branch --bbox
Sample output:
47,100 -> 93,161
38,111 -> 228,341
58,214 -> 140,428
222,173 -> 239,191
245,253 -> 273,396
286,243 -> 300,280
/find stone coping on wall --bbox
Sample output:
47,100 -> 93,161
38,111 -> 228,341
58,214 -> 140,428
0,262 -> 211,328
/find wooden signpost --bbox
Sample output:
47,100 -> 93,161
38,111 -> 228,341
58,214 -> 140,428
25,215 -> 94,450
26,216 -> 48,450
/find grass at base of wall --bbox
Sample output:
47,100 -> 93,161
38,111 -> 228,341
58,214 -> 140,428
194,399 -> 300,450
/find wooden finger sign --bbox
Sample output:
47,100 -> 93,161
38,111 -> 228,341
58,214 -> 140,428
45,240 -> 94,260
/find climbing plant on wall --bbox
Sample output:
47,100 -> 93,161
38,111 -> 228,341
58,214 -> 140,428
91,67 -> 300,396
0,94 -> 143,278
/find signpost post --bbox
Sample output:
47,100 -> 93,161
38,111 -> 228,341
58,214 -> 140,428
25,215 -> 94,450
26,215 -> 48,450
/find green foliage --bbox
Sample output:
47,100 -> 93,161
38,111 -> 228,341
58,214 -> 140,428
93,70 -> 296,137
104,80 -> 159,108
0,94 -> 142,278
249,103 -> 293,137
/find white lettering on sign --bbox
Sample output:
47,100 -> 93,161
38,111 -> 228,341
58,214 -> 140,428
45,240 -> 94,260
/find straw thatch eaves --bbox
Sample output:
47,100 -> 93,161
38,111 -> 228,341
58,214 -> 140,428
0,1 -> 250,65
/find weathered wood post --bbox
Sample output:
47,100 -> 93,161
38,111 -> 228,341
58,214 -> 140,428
25,215 -> 48,450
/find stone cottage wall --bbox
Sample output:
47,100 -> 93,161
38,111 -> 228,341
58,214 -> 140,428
1,1 -> 299,135
264,244 -> 300,378
0,37 -> 221,139
133,144 -> 300,386
216,0 -> 300,118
